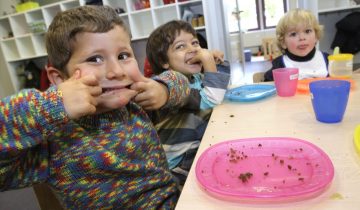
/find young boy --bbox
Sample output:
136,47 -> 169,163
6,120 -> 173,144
146,20 -> 230,184
0,6 -> 190,209
264,9 -> 329,81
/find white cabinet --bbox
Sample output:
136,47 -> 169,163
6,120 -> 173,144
0,0 -> 210,95
0,0 -> 81,95
0,0 -> 81,62
104,0 -> 206,40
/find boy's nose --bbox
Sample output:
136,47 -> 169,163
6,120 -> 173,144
187,46 -> 198,54
299,32 -> 306,40
106,61 -> 126,79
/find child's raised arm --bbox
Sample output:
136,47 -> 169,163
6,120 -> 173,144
132,71 -> 190,111
131,76 -> 169,110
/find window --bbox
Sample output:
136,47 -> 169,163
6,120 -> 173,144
262,0 -> 287,28
226,0 -> 287,33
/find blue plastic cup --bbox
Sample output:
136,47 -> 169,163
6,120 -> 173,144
309,80 -> 350,123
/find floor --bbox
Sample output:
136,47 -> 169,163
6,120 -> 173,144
0,59 -> 271,210
0,188 -> 40,210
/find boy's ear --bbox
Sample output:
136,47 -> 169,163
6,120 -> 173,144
45,65 -> 65,85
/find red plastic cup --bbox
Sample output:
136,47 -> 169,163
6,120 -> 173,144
273,68 -> 299,97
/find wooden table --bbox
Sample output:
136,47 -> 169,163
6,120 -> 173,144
175,75 -> 360,210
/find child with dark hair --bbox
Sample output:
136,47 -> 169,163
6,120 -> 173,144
0,6 -> 190,209
146,20 -> 230,184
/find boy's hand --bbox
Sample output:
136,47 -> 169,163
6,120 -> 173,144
58,70 -> 102,119
188,48 -> 217,72
131,76 -> 169,110
211,49 -> 224,64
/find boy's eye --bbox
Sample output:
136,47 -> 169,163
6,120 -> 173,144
175,44 -> 185,50
305,29 -> 313,34
118,53 -> 130,60
289,32 -> 297,37
192,40 -> 200,46
86,55 -> 103,63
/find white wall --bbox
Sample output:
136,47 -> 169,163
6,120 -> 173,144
0,0 -> 17,16
0,37 -> 15,97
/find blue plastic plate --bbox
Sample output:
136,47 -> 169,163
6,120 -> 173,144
226,84 -> 276,102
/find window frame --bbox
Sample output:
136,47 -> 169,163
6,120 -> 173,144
232,0 -> 288,33
261,0 -> 288,29
244,0 -> 260,31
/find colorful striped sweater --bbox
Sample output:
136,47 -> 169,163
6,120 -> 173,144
0,71 -> 190,209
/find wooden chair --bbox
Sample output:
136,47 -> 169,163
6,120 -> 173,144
262,37 -> 281,60
252,72 -> 265,83
33,184 -> 64,210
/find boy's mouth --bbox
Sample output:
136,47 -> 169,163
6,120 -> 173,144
102,85 -> 131,94
187,62 -> 201,65
185,59 -> 201,66
297,44 -> 309,50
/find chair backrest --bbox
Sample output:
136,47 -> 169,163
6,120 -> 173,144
253,72 -> 265,83
262,37 -> 281,60
33,184 -> 64,210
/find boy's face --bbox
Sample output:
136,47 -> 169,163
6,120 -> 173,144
282,24 -> 318,57
48,25 -> 143,113
163,30 -> 202,75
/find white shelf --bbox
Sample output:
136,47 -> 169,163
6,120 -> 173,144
153,5 -> 178,26
31,34 -> 47,56
194,25 -> 206,31
104,0 -> 128,12
129,10 -> 154,38
16,36 -> 36,58
0,17 -> 12,40
318,4 -> 360,14
42,4 -> 62,28
25,9 -> 43,22
178,0 -> 202,6
2,39 -> 20,61
61,0 -> 81,10
0,1 -> 79,65
9,13 -> 29,36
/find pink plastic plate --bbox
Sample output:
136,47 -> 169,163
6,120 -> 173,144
195,137 -> 334,203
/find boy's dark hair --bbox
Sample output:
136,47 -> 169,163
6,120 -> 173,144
146,20 -> 196,75
45,5 -> 131,75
